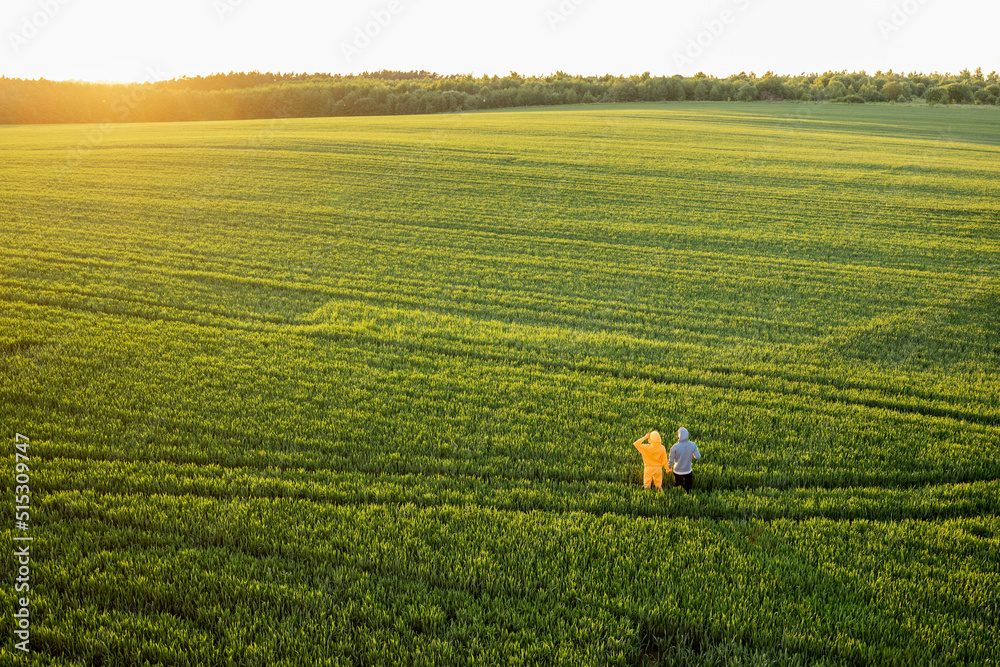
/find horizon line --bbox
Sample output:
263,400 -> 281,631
3,66 -> 997,86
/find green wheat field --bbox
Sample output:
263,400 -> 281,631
2,102 -> 999,665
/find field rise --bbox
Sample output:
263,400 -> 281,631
2,102 -> 999,665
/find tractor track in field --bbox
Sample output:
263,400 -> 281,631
40,443 -> 1000,492
5,285 -> 997,430
299,327 -> 1000,429
33,467 -> 1000,527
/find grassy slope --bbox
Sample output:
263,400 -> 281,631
2,102 -> 999,665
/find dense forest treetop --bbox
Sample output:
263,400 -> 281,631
2,68 -> 998,124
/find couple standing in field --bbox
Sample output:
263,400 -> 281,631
633,428 -> 701,492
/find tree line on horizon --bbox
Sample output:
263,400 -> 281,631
1,69 -> 998,125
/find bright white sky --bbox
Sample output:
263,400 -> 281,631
2,0 -> 997,83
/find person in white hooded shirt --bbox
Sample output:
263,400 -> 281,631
668,427 -> 701,492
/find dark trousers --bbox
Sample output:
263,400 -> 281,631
673,472 -> 693,492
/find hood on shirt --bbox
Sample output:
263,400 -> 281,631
677,427 -> 689,443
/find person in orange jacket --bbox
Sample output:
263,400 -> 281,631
633,430 -> 670,491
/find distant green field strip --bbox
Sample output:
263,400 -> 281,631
20,378 -> 997,487
3,230 -> 987,335
5,294 -> 996,436
4,226 -> 989,301
10,325 -> 998,489
35,457 -> 1000,522
3,308 -> 995,470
